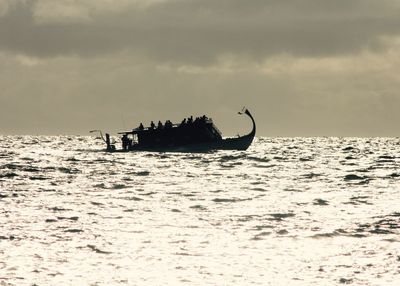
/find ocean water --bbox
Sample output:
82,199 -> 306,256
1,136 -> 400,285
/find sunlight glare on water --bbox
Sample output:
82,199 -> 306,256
1,136 -> 400,285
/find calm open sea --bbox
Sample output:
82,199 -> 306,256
1,136 -> 400,285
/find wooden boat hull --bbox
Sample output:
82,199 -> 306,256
118,134 -> 254,153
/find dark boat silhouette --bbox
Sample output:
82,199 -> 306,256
93,108 -> 255,152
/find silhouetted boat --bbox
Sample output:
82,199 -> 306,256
93,108 -> 255,152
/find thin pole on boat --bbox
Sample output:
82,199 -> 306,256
121,114 -> 127,131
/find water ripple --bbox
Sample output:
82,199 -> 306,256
1,136 -> 400,285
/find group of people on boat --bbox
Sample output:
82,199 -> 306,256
137,120 -> 173,131
120,115 -> 216,150
135,115 -> 209,132
180,115 -> 209,126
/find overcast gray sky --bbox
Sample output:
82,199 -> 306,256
1,0 -> 400,136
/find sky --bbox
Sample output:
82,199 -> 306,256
1,0 -> 400,136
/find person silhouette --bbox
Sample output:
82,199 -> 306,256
122,134 -> 129,150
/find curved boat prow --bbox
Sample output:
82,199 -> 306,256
241,108 -> 256,137
216,108 -> 256,151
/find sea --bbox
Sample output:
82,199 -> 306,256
1,136 -> 400,285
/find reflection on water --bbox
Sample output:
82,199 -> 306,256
1,136 -> 400,285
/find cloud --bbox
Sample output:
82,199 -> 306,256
0,0 -> 400,64
0,0 -> 9,17
2,1 -> 400,136
1,45 -> 400,136
0,0 -> 26,17
31,0 -> 168,24
15,54 -> 41,66
32,0 -> 93,24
